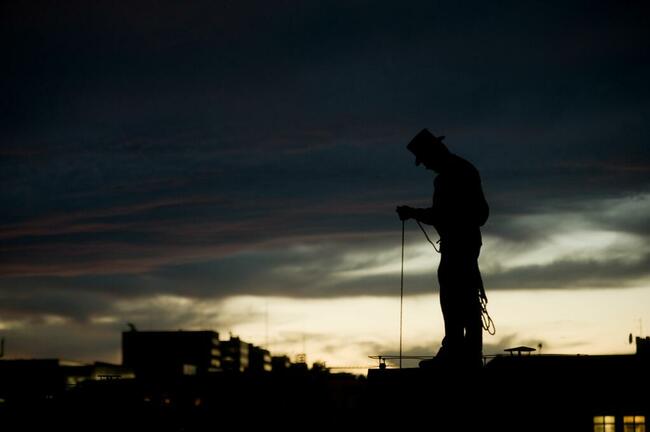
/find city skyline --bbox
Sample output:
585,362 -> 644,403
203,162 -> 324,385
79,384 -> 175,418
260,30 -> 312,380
1,1 -> 649,370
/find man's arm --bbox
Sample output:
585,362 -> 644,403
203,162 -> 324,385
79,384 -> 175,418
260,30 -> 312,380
396,206 -> 437,225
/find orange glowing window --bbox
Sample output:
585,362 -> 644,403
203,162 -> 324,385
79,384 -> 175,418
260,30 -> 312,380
623,416 -> 645,432
594,416 -> 616,432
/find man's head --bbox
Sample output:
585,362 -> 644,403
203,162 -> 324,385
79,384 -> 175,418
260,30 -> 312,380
407,128 -> 449,172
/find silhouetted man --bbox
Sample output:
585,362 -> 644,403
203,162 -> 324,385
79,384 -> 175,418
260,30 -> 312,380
397,129 -> 489,369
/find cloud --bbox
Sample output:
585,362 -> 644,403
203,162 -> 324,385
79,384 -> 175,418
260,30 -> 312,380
1,319 -> 122,362
2,192 -> 649,326
1,0 -> 649,362
484,253 -> 650,291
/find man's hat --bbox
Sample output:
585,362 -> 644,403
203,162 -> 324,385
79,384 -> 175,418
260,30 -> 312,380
407,128 -> 447,158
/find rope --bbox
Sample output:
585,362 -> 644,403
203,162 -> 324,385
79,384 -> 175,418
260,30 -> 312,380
480,295 -> 496,335
416,220 -> 440,253
399,220 -> 405,369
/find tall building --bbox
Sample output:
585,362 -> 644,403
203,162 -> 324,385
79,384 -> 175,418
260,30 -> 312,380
122,330 -> 221,379
248,344 -> 272,373
219,336 -> 249,372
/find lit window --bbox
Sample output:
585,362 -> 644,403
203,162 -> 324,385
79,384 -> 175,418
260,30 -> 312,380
182,364 -> 197,376
624,416 -> 645,432
594,416 -> 616,432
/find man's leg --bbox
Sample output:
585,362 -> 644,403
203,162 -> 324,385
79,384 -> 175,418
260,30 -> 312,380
463,295 -> 483,368
437,252 -> 464,362
463,246 -> 484,368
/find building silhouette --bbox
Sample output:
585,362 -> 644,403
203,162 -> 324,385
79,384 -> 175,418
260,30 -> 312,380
271,355 -> 291,372
366,336 -> 650,431
0,329 -> 349,431
4,328 -> 646,430
219,335 -> 250,372
248,344 -> 272,373
122,330 -> 221,378
0,359 -> 133,401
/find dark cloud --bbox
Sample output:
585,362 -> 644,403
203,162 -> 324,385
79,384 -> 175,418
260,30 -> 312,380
1,0 -> 649,357
484,253 -> 650,291
0,288 -> 112,323
2,321 -> 122,362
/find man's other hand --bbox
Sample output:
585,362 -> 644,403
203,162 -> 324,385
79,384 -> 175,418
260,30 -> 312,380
396,205 -> 415,221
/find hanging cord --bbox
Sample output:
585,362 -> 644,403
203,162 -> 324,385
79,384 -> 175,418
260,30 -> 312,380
399,220 -> 405,369
416,220 -> 440,253
415,220 -> 495,335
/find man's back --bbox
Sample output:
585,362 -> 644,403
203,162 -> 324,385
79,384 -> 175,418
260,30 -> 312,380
432,153 -> 489,245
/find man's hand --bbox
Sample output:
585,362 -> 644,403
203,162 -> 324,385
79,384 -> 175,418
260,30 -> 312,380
396,205 -> 415,221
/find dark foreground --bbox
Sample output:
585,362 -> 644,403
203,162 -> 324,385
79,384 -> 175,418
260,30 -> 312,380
2,353 -> 649,431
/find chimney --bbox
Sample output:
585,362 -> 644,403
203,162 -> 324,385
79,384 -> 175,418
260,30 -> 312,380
636,336 -> 650,357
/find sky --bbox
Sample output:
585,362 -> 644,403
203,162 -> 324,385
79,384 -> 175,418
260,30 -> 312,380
1,1 -> 649,372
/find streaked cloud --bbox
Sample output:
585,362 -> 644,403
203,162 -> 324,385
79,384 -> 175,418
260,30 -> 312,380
0,0 -> 649,363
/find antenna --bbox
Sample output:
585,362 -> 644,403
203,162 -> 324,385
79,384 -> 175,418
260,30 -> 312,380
400,220 -> 405,369
265,300 -> 269,349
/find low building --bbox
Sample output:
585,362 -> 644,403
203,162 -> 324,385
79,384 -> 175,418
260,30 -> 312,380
366,337 -> 650,431
0,359 -> 133,401
271,355 -> 291,372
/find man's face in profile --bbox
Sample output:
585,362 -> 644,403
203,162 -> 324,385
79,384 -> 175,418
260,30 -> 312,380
415,151 -> 442,173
